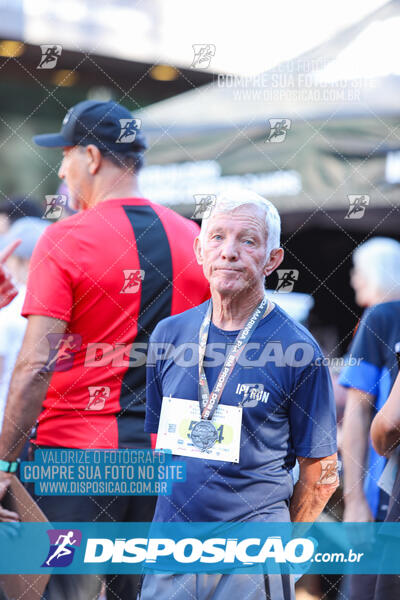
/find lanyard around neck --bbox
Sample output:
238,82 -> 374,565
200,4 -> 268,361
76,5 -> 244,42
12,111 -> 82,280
197,294 -> 269,420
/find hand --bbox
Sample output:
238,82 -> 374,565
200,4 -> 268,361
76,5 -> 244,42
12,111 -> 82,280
343,495 -> 374,522
0,240 -> 21,309
0,472 -> 19,522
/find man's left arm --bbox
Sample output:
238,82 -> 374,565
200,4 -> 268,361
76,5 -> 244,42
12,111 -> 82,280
371,371 -> 400,456
290,454 -> 339,522
289,344 -> 338,522
0,315 -> 67,520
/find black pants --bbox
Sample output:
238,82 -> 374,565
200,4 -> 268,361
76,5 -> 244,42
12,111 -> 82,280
26,471 -> 157,599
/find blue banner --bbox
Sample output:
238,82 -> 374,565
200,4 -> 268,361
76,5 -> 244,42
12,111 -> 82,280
20,449 -> 186,495
1,522 -> 400,574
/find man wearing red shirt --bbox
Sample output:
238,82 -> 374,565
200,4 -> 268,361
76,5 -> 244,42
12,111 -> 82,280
0,100 -> 209,599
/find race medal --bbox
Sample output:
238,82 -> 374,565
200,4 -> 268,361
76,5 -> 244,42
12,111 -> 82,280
191,420 -> 218,451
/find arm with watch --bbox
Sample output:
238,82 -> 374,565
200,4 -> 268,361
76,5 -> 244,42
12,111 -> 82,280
0,315 -> 66,521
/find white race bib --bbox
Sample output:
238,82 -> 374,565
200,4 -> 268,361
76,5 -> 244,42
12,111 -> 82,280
155,397 -> 242,463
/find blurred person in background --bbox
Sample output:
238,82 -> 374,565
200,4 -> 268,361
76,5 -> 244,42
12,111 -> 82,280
0,218 -> 49,432
370,370 -> 400,599
0,197 -> 42,230
339,237 -> 400,600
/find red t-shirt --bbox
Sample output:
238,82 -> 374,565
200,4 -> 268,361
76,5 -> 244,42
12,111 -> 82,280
22,197 -> 209,448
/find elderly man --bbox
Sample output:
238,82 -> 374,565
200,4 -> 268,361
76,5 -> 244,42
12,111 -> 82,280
0,100 -> 209,599
141,190 -> 338,600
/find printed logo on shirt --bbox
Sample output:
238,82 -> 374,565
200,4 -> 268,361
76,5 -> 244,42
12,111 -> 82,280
44,334 -> 82,372
42,529 -> 81,567
120,269 -> 145,294
236,383 -> 270,407
86,386 -> 110,411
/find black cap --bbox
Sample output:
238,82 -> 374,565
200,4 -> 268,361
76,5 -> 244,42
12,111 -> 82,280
33,100 -> 147,153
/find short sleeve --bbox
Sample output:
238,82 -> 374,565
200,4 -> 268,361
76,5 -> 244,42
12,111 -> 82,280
289,353 -> 337,458
22,225 -> 75,322
144,325 -> 164,433
339,307 -> 384,395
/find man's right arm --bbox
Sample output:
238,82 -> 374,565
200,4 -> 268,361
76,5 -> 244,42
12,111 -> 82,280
342,387 -> 375,521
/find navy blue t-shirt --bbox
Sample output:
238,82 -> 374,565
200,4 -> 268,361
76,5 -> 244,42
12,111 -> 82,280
145,301 -> 337,522
339,301 -> 400,519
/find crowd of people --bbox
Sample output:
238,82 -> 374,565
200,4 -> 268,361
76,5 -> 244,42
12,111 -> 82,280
0,100 -> 399,600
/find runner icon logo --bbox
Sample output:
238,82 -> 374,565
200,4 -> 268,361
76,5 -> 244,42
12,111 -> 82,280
276,269 -> 299,293
37,45 -> 62,69
265,119 -> 291,143
116,119 -> 142,144
120,269 -> 145,294
44,334 -> 82,372
345,195 -> 370,219
42,529 -> 82,567
43,195 -> 67,220
192,195 -> 216,219
86,386 -> 111,411
190,44 -> 216,69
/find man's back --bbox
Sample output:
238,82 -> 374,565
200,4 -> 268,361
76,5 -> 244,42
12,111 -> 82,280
22,197 -> 209,449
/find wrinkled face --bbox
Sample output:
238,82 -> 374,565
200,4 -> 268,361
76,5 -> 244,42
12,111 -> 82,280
198,205 -> 269,297
58,146 -> 89,210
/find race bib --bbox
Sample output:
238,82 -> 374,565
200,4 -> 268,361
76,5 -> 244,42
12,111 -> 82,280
156,397 -> 242,463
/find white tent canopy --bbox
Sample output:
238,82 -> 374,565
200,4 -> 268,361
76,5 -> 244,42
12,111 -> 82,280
138,0 -> 400,217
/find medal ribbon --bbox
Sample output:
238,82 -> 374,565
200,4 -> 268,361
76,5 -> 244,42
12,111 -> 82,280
198,294 -> 269,420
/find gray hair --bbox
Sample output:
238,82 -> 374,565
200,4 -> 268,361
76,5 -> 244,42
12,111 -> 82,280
198,189 -> 281,257
353,237 -> 400,298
